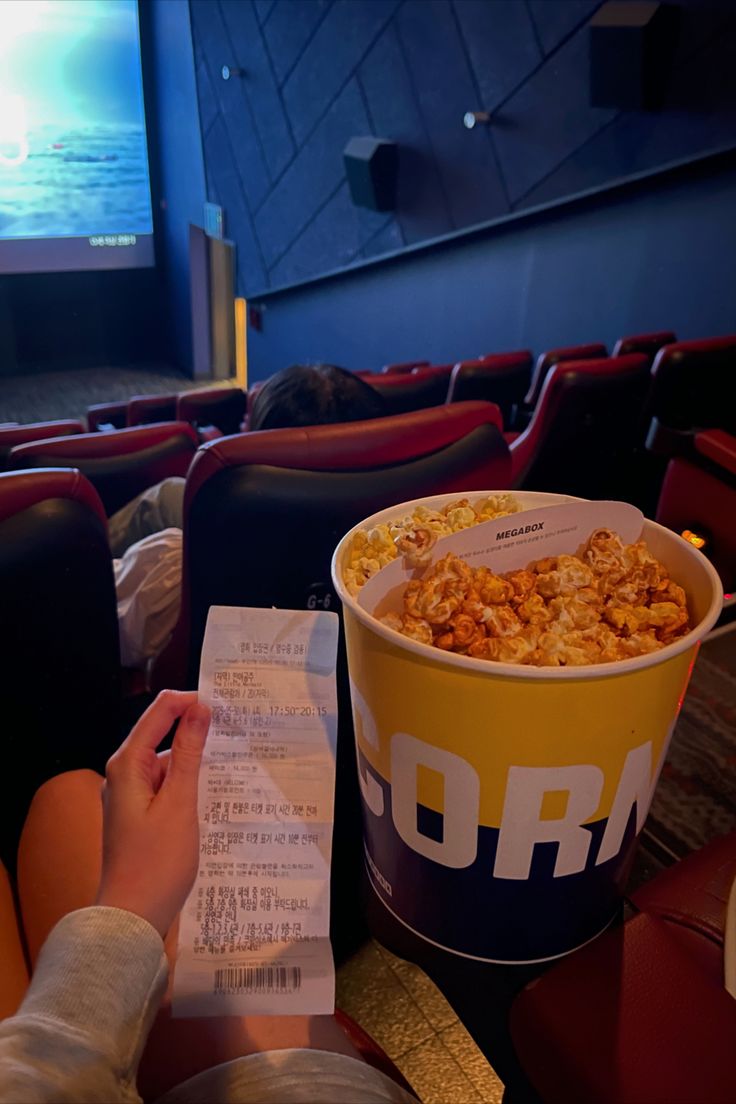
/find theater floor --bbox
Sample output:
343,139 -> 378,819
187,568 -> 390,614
337,938 -> 505,1104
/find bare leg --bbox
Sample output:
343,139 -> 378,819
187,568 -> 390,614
17,771 -> 361,1100
17,770 -> 104,965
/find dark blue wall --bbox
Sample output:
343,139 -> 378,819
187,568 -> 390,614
191,0 -> 736,294
146,0 -> 206,374
246,151 -> 736,377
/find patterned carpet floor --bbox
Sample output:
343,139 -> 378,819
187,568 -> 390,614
641,627 -> 736,867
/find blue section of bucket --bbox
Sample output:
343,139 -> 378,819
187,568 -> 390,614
359,752 -> 637,963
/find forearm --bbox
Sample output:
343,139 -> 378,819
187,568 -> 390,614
0,907 -> 167,1103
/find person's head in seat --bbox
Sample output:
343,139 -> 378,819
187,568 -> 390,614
249,363 -> 386,431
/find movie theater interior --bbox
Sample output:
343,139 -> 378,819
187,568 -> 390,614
1,1 -> 735,1101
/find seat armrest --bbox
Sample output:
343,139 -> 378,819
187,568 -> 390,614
695,430 -> 736,477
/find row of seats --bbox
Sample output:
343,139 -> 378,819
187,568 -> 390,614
366,331 -> 733,442
87,384 -> 246,434
4,331 -> 733,521
367,330 -> 675,424
3,330 -> 728,475
0,361 -> 639,513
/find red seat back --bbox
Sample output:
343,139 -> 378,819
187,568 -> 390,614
0,420 -> 85,466
510,354 -> 650,497
127,392 -> 178,426
524,343 -> 608,409
87,401 -> 128,432
447,351 -> 533,427
647,336 -> 736,453
8,422 -> 198,515
367,366 -> 453,414
613,330 -> 676,362
655,430 -> 736,591
0,469 -> 121,868
177,387 -> 247,435
162,401 -> 506,685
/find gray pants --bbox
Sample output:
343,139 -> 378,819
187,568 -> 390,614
107,477 -> 186,556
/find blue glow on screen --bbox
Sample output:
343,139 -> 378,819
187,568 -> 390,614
0,0 -> 153,271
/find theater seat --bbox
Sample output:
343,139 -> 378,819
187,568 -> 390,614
514,342 -> 608,430
509,354 -> 650,498
87,402 -> 128,432
511,832 -> 736,1104
0,469 -> 121,869
446,351 -> 533,428
156,400 -> 509,962
167,400 -> 507,686
127,392 -> 178,426
646,335 -> 736,456
613,330 -> 676,362
0,420 -> 85,467
8,422 -> 198,516
655,429 -> 736,591
367,366 -> 453,415
381,360 -> 429,374
177,386 -> 247,436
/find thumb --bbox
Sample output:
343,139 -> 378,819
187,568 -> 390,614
161,703 -> 210,803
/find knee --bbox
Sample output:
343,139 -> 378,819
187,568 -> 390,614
28,769 -> 104,817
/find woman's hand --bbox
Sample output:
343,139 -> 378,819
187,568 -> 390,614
96,690 -> 210,938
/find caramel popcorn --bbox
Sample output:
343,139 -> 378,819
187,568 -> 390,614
381,528 -> 691,667
343,494 -> 522,596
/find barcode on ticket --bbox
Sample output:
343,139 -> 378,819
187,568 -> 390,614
213,965 -> 302,994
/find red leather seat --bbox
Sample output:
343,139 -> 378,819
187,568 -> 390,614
381,360 -> 430,374
0,469 -> 121,869
509,354 -> 650,497
176,386 -> 246,435
655,429 -> 736,591
646,335 -> 736,456
0,420 -> 85,466
87,402 -> 128,432
523,342 -> 607,413
510,831 -> 736,1104
8,422 -> 198,515
367,366 -> 453,415
166,399 -> 508,687
126,392 -> 178,427
613,330 -> 676,362
156,400 -> 508,962
447,351 -> 533,428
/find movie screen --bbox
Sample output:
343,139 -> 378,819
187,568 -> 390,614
0,0 -> 154,274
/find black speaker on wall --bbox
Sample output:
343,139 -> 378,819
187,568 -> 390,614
589,1 -> 680,110
343,137 -> 398,212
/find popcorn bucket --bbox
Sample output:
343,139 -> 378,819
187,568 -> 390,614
331,492 -> 723,963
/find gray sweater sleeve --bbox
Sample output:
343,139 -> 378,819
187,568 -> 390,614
0,906 -> 168,1103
